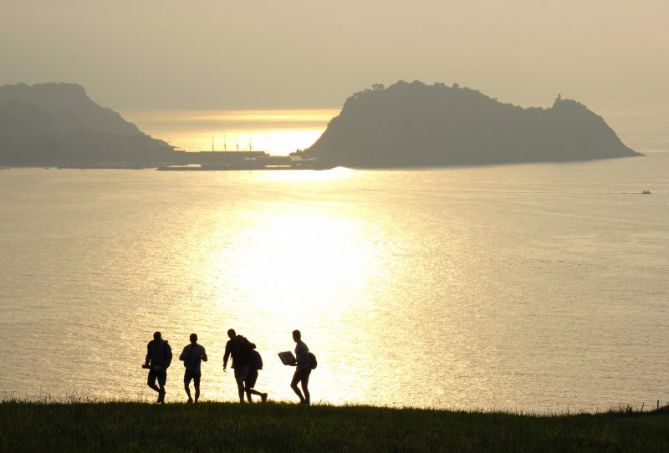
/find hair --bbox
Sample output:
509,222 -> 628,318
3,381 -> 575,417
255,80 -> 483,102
292,329 -> 301,338
153,331 -> 161,340
190,333 -> 197,342
227,328 -> 236,337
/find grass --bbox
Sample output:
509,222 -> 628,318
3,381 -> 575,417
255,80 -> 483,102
1,401 -> 668,452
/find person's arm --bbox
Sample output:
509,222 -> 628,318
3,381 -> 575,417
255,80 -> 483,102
202,347 -> 208,362
223,341 -> 231,370
179,346 -> 186,361
144,342 -> 151,367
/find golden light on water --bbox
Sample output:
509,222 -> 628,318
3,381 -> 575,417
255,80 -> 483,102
124,109 -> 339,155
213,212 -> 372,312
189,172 -> 378,404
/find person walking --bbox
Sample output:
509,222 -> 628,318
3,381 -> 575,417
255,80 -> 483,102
223,328 -> 253,403
289,329 -> 311,405
244,345 -> 268,403
143,331 -> 172,404
178,333 -> 208,403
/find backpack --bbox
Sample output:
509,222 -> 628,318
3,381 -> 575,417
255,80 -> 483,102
235,335 -> 252,356
308,352 -> 317,370
164,341 -> 173,369
251,350 -> 263,370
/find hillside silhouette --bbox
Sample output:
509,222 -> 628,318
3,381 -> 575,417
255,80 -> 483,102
0,83 -> 174,167
304,81 -> 641,167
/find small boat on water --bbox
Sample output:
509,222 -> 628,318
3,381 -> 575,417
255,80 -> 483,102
641,190 -> 652,195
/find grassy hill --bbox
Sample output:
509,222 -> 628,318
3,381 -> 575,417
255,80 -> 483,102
1,401 -> 668,452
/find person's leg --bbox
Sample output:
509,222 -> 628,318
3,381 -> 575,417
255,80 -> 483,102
234,367 -> 246,403
247,387 -> 267,402
245,371 -> 261,402
193,374 -> 201,403
236,378 -> 245,403
147,371 -> 160,393
184,372 -> 193,403
157,371 -> 167,403
290,370 -> 305,403
300,371 -> 311,405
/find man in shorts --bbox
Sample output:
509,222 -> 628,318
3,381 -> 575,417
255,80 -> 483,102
289,329 -> 311,405
179,333 -> 208,403
144,331 -> 172,404
223,328 -> 253,403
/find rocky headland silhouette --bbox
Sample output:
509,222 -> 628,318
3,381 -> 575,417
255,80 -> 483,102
303,81 -> 641,167
1,81 -> 642,169
0,83 -> 174,167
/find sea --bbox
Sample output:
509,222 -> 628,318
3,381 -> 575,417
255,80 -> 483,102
0,110 -> 667,412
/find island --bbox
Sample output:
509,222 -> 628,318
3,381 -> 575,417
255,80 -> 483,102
301,80 -> 641,167
0,83 -> 329,170
0,83 -> 175,168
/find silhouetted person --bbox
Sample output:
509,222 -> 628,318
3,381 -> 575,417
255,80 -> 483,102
223,328 -> 253,403
289,329 -> 311,405
143,331 -> 172,404
179,333 -> 208,403
244,344 -> 268,403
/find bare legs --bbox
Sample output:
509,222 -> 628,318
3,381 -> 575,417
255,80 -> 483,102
245,387 -> 268,403
184,373 -> 201,403
235,378 -> 245,403
290,369 -> 310,405
194,379 -> 200,402
184,381 -> 193,403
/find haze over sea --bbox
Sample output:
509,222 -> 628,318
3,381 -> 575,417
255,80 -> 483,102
1,111 -> 667,413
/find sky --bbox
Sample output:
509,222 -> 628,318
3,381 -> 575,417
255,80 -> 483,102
1,0 -> 668,114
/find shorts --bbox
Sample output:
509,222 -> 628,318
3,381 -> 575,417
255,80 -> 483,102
291,367 -> 311,386
148,369 -> 167,387
184,369 -> 201,385
234,365 -> 250,383
245,369 -> 258,389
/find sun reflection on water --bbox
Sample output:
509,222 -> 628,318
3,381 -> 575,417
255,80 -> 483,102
183,171 -> 380,404
211,211 -> 372,313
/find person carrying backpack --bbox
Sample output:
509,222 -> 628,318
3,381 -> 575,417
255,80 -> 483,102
244,344 -> 268,403
289,329 -> 314,405
143,331 -> 172,404
223,328 -> 254,403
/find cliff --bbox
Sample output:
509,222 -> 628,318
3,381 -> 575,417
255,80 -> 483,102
304,81 -> 640,167
0,83 -> 174,167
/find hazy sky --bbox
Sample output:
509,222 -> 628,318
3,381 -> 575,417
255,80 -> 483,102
1,0 -> 668,112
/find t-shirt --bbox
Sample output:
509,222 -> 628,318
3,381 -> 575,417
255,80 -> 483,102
295,341 -> 310,371
180,343 -> 206,373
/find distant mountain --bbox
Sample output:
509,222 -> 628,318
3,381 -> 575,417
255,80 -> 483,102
0,83 -> 174,167
304,81 -> 641,167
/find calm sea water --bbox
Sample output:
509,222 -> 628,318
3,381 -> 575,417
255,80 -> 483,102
1,154 -> 668,412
